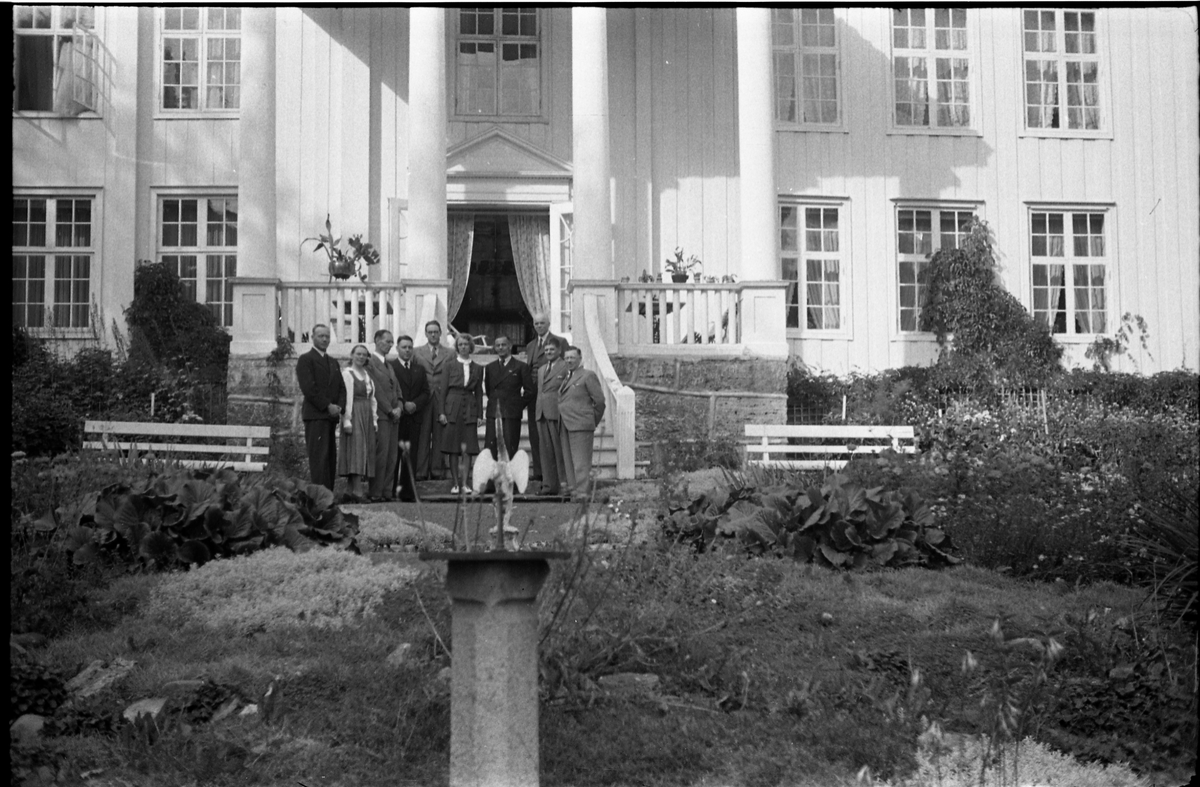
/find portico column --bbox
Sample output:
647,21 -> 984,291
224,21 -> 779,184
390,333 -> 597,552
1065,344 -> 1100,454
736,8 -> 777,281
236,7 -> 276,280
572,7 -> 612,280
408,8 -> 448,280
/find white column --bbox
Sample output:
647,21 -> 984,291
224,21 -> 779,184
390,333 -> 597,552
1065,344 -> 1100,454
236,7 -> 277,279
407,8 -> 448,280
735,8 -> 777,281
572,7 -> 612,280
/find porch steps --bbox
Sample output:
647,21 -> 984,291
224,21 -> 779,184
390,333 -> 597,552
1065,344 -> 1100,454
472,422 -> 640,479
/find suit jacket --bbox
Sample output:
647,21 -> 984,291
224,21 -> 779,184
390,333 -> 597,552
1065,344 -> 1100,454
534,358 -> 569,421
414,341 -> 452,399
367,353 -> 402,421
438,358 -> 484,424
296,348 -> 345,421
388,357 -> 431,415
485,356 -> 533,419
557,367 -> 607,432
523,332 -> 560,374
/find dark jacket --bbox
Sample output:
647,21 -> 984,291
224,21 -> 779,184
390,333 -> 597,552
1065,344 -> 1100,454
296,349 -> 345,421
388,357 -> 431,415
485,356 -> 534,419
438,359 -> 484,424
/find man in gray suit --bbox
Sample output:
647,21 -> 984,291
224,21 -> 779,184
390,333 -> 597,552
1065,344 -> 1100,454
366,329 -> 403,501
414,320 -> 450,480
523,312 -> 558,485
556,346 -> 607,498
534,335 -> 569,496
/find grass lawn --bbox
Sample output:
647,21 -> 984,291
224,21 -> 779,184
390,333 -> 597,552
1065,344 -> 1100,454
17,521 -> 1194,787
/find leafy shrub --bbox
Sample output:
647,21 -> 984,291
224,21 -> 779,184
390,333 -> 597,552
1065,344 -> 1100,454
350,509 -> 453,551
124,262 -> 230,386
660,470 -> 959,569
1125,482 -> 1198,626
650,435 -> 743,475
59,468 -> 361,570
10,649 -> 67,722
144,548 -> 420,633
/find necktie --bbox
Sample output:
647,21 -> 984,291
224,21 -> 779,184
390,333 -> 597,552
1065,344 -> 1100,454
431,345 -> 437,360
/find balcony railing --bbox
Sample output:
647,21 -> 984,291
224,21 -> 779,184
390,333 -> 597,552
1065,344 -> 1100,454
616,282 -> 741,348
278,281 -> 406,345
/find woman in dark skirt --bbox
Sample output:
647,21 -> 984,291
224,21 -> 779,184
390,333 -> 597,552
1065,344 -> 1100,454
438,332 -> 485,494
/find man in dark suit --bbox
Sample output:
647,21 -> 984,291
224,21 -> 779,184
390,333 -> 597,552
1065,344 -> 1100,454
389,334 -> 430,501
534,335 -> 569,496
295,324 -> 345,490
557,346 -> 607,498
523,312 -> 558,483
414,320 -> 450,480
484,335 -> 533,459
366,329 -> 403,501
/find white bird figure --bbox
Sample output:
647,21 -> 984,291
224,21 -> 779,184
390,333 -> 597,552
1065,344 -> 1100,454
471,417 -> 530,549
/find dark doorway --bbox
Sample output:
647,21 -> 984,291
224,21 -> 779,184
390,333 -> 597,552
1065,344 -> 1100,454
452,215 -> 533,348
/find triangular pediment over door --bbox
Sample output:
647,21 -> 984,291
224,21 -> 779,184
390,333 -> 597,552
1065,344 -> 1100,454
445,127 -> 572,206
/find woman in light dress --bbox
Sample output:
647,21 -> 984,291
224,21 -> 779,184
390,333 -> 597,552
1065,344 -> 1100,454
337,344 -> 377,501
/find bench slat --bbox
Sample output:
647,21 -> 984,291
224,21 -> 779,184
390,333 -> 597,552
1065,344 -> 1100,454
84,421 -> 271,439
747,445 -> 918,455
745,424 -> 915,439
752,460 -> 851,470
83,441 -> 270,456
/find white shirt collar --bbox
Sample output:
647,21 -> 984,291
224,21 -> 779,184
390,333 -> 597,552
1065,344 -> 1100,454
371,350 -> 386,363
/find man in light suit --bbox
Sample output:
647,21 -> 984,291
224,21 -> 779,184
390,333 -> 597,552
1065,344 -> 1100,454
523,312 -> 558,485
534,335 -> 569,496
388,334 -> 430,502
366,329 -> 403,501
295,324 -> 344,491
484,335 -> 534,459
557,346 -> 607,498
413,320 -> 450,481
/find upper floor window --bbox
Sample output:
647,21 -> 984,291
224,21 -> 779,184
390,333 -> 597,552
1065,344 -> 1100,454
896,206 -> 976,332
13,5 -> 98,114
1023,9 -> 1101,131
157,195 -> 239,326
161,7 -> 241,112
780,202 -> 845,332
1031,208 -> 1108,334
455,7 -> 541,118
13,195 -> 95,330
891,8 -> 972,130
772,8 -> 841,126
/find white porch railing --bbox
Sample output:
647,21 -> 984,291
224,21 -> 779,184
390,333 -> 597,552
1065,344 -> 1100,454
617,282 -> 741,348
278,282 -> 406,346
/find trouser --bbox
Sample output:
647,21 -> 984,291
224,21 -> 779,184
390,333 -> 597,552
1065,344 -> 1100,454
368,416 -> 400,499
415,401 -> 446,479
537,418 -> 566,494
560,428 -> 596,496
304,418 -> 338,491
395,411 -> 422,500
485,415 -> 522,459
525,399 -> 541,477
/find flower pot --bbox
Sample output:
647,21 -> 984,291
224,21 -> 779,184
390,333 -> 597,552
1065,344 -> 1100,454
670,273 -> 689,283
328,260 -> 357,280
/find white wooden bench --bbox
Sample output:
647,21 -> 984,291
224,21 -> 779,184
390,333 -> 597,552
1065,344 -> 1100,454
744,424 -> 917,470
83,421 -> 272,472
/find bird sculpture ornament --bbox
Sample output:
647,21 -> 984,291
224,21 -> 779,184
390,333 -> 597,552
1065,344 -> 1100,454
471,416 -> 529,549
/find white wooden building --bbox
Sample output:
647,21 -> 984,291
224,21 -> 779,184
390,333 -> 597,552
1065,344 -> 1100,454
13,7 -> 1200,476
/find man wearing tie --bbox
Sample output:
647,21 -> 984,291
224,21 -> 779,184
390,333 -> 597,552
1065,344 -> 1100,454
523,312 -> 558,485
534,335 -> 569,496
557,346 -> 607,498
414,320 -> 450,481
389,334 -> 430,502
484,335 -> 534,459
366,329 -> 403,501
295,324 -> 344,490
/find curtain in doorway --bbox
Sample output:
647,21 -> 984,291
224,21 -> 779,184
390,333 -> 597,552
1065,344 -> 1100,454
447,213 -> 475,321
509,213 -> 551,318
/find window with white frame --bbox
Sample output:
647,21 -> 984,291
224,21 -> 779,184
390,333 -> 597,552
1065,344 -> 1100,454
157,196 -> 239,326
896,206 -> 975,332
1022,9 -> 1100,131
891,8 -> 972,129
160,7 -> 241,112
1030,209 -> 1108,334
780,203 -> 844,331
455,7 -> 541,117
13,5 -> 99,114
772,8 -> 840,125
13,195 -> 95,330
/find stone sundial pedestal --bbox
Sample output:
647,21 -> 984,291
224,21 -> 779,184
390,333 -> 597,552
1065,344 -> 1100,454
420,550 -> 568,787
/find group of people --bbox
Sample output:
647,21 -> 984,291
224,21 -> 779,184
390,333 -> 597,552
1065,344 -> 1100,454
295,313 -> 606,501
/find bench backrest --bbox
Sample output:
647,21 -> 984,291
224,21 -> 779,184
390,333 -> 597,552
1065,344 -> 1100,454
743,424 -> 916,470
83,420 -> 272,472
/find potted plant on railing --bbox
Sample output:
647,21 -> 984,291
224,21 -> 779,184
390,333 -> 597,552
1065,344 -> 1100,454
665,247 -> 702,283
304,214 -> 382,282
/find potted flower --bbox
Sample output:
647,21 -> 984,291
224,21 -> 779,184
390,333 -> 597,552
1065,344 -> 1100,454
665,247 -> 701,283
304,215 -> 382,282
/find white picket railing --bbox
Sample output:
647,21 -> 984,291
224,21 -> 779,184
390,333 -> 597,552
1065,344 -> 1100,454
278,282 -> 406,346
616,282 -> 741,348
